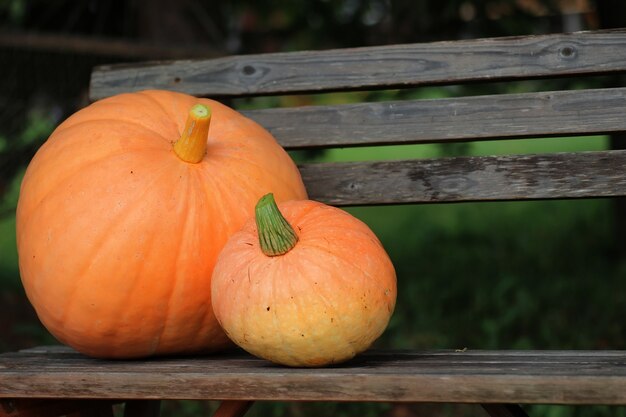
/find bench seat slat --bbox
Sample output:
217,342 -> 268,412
89,29 -> 626,100
2,347 -> 626,404
245,87 -> 626,149
300,150 -> 626,206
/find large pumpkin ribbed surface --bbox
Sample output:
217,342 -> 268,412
16,90 -> 307,358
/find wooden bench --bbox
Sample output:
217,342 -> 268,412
3,28 -> 626,417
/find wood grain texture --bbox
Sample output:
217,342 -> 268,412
90,29 -> 626,100
299,150 -> 626,206
242,87 -> 626,149
3,347 -> 626,404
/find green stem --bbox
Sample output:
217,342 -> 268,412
255,193 -> 298,256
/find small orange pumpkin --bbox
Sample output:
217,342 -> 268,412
16,90 -> 307,358
211,194 -> 397,367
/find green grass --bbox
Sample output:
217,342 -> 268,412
0,170 -> 21,290
356,198 -> 624,351
0,216 -> 18,279
310,134 -> 608,163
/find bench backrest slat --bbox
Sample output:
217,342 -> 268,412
245,87 -> 626,149
300,150 -> 626,206
86,29 -> 626,207
90,29 -> 626,100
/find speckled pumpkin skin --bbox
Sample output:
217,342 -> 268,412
16,90 -> 307,358
211,200 -> 397,367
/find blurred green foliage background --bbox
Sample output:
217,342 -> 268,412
2,0 -> 626,416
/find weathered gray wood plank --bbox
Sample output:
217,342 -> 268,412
243,87 -> 626,149
3,347 -> 626,404
299,150 -> 626,205
90,29 -> 626,100
17,345 -> 626,358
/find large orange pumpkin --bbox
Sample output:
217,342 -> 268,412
211,194 -> 396,367
16,90 -> 307,358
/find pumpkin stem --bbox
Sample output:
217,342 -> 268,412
255,193 -> 298,257
174,104 -> 211,163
